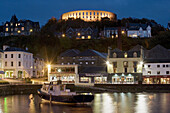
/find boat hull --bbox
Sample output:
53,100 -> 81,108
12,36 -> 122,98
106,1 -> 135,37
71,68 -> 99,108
37,89 -> 94,103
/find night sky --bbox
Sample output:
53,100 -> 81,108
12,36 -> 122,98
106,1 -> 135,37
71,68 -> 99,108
0,0 -> 169,27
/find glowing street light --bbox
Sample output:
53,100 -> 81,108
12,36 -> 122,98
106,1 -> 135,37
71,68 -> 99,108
106,61 -> 109,65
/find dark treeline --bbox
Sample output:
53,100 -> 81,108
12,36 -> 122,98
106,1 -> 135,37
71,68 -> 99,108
0,17 -> 168,63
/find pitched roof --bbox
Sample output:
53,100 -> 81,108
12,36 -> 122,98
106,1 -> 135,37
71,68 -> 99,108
128,44 -> 146,52
145,45 -> 170,59
4,47 -> 26,52
76,49 -> 106,59
128,23 -> 149,30
60,49 -> 80,57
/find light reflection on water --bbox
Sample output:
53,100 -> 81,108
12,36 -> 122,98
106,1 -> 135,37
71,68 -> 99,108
0,93 -> 170,113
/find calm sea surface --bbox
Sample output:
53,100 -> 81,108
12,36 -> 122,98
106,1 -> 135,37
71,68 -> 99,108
0,93 -> 170,113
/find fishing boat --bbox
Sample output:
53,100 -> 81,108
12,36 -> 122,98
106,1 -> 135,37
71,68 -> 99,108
37,80 -> 94,104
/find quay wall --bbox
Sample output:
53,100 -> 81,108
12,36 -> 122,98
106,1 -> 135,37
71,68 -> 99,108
0,85 -> 42,96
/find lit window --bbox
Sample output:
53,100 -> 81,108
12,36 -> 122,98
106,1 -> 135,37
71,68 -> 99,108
62,34 -> 65,37
61,63 -> 64,65
11,28 -> 13,31
122,31 -> 125,34
113,53 -> 117,58
18,23 -> 20,25
80,62 -> 82,64
92,62 -> 94,64
124,53 -> 127,58
16,23 -> 17,26
77,33 -> 80,36
133,52 -> 137,58
30,29 -> 33,32
81,36 -> 85,39
87,35 -> 91,39
73,62 -> 75,65
21,27 -> 24,31
6,28 -> 8,31
11,23 -> 13,26
68,62 -> 70,65
6,24 -> 8,26
18,30 -> 21,33
86,62 -> 88,64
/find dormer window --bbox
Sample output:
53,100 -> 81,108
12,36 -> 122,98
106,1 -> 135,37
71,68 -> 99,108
133,52 -> 137,58
113,52 -> 117,58
124,53 -> 127,58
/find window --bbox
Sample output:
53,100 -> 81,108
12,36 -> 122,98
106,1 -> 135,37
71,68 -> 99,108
134,68 -> 137,72
133,62 -> 138,67
11,28 -> 13,31
86,12 -> 88,15
123,61 -> 128,67
113,53 -> 117,58
157,71 -> 160,74
18,61 -> 21,66
61,63 -> 64,65
148,65 -> 151,68
6,28 -> 8,31
73,62 -> 75,65
157,65 -> 160,68
166,65 -> 169,67
166,71 -> 169,74
113,62 -> 117,68
11,54 -> 13,58
124,68 -> 127,73
68,62 -> 70,65
124,53 -> 127,58
11,62 -> 13,66
21,27 -> 24,31
5,62 -> 7,66
133,52 -> 137,58
80,62 -> 82,64
5,54 -> 7,58
86,62 -> 88,64
61,57 -> 64,59
163,65 -> 165,67
92,62 -> 94,64
18,54 -> 21,58
6,24 -> 8,26
73,57 -> 75,59
148,71 -> 151,74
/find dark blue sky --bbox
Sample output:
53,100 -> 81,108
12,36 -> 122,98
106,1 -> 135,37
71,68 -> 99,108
0,0 -> 169,27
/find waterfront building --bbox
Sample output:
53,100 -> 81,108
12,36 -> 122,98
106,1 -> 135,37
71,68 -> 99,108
57,49 -> 107,85
48,64 -> 79,84
4,15 -> 40,36
61,10 -> 117,22
107,45 -> 144,84
33,57 -> 45,78
142,45 -> 170,84
3,46 -> 33,78
64,27 -> 98,39
0,49 -> 4,79
127,23 -> 151,38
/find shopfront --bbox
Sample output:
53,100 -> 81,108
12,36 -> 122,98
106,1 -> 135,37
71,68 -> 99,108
143,76 -> 170,84
108,73 -> 141,84
79,73 -> 108,84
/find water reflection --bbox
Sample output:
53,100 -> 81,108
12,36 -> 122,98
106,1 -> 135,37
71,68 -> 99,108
0,93 -> 170,113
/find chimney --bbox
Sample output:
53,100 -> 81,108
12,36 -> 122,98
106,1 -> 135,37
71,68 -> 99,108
3,45 -> 10,51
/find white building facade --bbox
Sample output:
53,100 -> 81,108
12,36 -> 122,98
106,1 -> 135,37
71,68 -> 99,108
3,46 -> 33,78
143,63 -> 170,84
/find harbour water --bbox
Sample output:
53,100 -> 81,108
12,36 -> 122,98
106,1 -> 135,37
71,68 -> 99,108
0,93 -> 170,113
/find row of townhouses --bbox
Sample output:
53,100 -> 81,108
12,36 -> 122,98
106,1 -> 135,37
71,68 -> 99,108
0,46 -> 44,79
48,45 -> 170,85
56,23 -> 152,39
